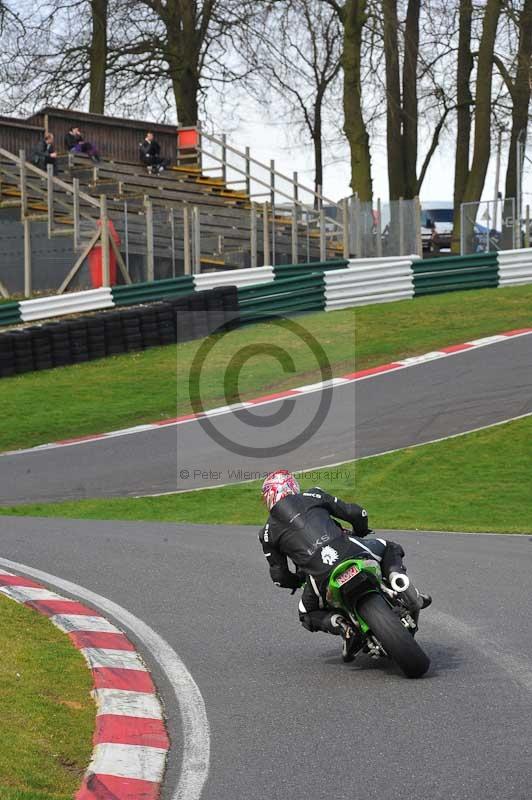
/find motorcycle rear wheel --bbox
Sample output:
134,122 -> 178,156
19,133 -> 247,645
357,593 -> 430,678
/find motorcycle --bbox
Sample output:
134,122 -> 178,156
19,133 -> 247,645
326,557 -> 430,678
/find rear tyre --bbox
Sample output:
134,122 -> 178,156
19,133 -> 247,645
357,593 -> 430,678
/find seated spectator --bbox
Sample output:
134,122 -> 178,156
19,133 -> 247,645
32,132 -> 58,175
139,131 -> 169,174
64,126 -> 100,162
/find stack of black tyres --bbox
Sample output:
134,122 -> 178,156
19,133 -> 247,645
48,322 -> 72,367
121,311 -> 143,352
155,302 -> 177,345
31,326 -> 53,371
12,331 -> 34,374
0,284 -> 241,380
86,315 -> 106,360
68,320 -> 90,364
0,334 -> 16,378
104,313 -> 126,356
139,307 -> 160,348
221,285 -> 239,331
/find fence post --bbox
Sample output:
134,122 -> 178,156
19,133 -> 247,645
100,195 -> 111,287
342,197 -> 349,259
170,208 -> 176,277
291,204 -> 298,264
319,207 -> 326,261
262,202 -> 270,265
270,159 -> 275,207
183,206 -> 191,275
271,202 -> 276,266
221,134 -> 227,185
354,195 -> 362,258
23,218 -> 32,297
47,164 -> 54,239
123,200 -> 130,274
19,149 -> 27,220
376,197 -> 383,257
192,206 -> 201,274
245,147 -> 251,197
73,178 -> 80,251
414,196 -> 422,257
144,196 -> 154,282
399,197 -> 405,256
460,204 -> 465,255
250,203 -> 258,269
526,205 -> 530,249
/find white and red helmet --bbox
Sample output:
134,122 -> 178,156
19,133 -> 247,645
261,469 -> 300,511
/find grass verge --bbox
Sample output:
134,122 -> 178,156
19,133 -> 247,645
3,415 -> 530,534
0,594 -> 94,799
1,283 -> 531,453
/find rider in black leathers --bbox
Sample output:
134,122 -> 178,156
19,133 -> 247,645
259,482 -> 428,636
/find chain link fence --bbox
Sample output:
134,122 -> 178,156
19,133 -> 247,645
460,199 -> 518,254
348,197 -> 421,258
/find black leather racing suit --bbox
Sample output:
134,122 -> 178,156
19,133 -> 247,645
258,487 -> 407,634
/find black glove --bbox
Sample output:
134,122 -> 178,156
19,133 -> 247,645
290,570 -> 306,594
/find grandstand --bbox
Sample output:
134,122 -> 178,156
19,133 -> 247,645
0,109 -> 347,296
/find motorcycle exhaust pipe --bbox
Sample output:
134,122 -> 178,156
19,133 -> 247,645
389,571 -> 410,592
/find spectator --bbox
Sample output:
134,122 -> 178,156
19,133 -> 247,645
64,126 -> 100,162
32,132 -> 58,175
139,131 -> 169,174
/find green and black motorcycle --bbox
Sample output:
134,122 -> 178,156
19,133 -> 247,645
326,557 -> 430,678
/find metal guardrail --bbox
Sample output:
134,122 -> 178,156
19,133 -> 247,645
412,252 -> 498,296
498,248 -> 532,286
324,257 -> 416,311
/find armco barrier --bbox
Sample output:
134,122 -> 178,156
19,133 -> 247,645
20,288 -> 114,323
273,259 -> 348,279
324,257 -> 416,311
194,266 -> 274,290
111,276 -> 195,306
238,273 -> 325,323
413,252 -> 498,296
0,301 -> 22,326
498,248 -> 532,286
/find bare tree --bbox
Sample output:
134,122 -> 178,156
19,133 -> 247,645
240,0 -> 342,200
380,0 -> 453,200
452,0 -> 503,249
323,0 -> 373,201
494,0 -> 532,200
89,0 -> 108,113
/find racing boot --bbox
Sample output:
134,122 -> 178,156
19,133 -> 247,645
326,613 -> 364,662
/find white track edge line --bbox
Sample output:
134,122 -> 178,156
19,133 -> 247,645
138,410 -> 532,498
0,557 -> 210,800
3,330 -> 531,458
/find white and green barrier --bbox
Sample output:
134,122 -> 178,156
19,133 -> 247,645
324,256 -> 417,311
2,249 -> 532,328
20,288 -> 115,322
498,248 -> 532,287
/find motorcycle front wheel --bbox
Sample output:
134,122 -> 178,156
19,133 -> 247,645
357,593 -> 430,678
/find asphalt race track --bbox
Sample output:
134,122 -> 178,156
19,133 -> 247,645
1,334 -> 531,504
1,333 -> 531,799
0,517 -> 531,800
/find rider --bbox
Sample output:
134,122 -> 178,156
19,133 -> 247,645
259,470 -> 431,648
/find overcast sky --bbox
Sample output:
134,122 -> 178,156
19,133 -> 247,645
218,107 -> 531,212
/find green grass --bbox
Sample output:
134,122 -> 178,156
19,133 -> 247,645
1,283 -> 531,453
4,415 -> 530,534
0,594 -> 94,799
